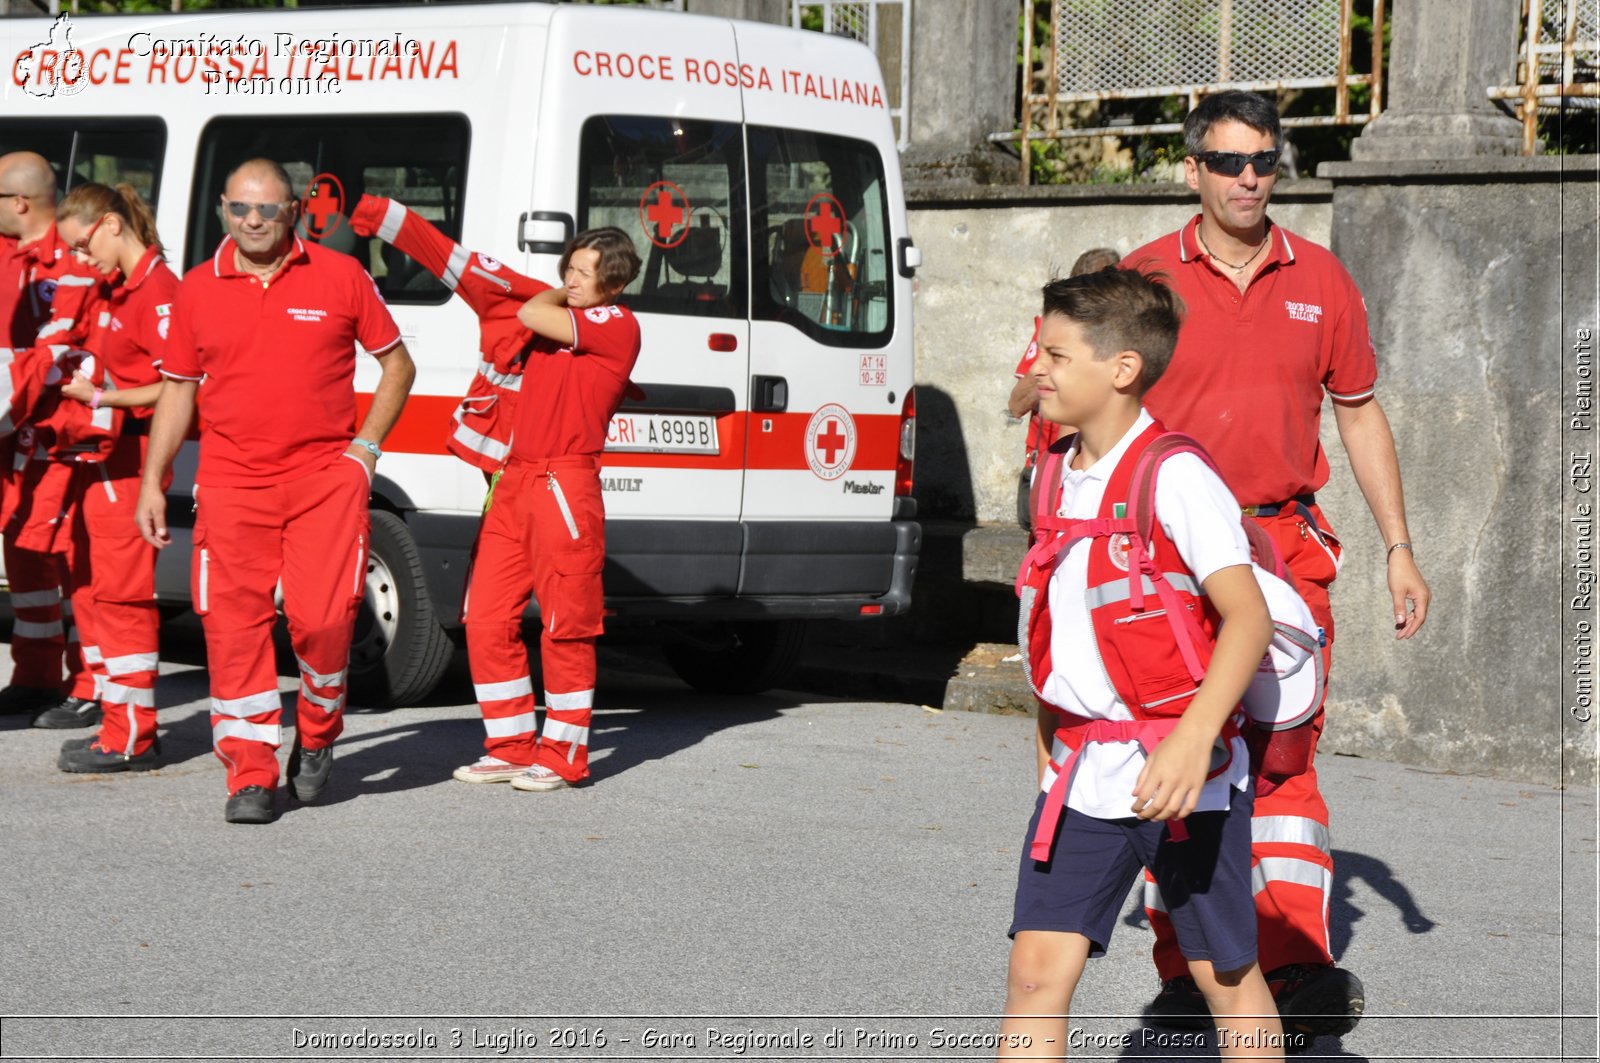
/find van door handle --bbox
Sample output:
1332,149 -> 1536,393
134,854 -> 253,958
751,375 -> 788,412
519,211 -> 574,255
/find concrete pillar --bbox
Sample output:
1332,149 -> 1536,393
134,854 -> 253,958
899,3 -> 1015,185
1351,0 -> 1523,160
683,0 -> 789,25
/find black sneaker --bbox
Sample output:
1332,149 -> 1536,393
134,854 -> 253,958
59,734 -> 97,753
58,738 -> 161,774
0,684 -> 63,717
1144,976 -> 1211,1030
32,695 -> 101,730
224,786 -> 278,824
1273,964 -> 1364,1039
287,740 -> 333,803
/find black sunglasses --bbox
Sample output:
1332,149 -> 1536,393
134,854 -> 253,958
1193,150 -> 1281,177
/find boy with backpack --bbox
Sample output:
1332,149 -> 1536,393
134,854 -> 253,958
999,268 -> 1288,1060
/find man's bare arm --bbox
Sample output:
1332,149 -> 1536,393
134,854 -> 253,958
1332,396 -> 1430,638
347,342 -> 417,476
134,378 -> 197,548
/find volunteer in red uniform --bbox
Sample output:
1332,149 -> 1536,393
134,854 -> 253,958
0,151 -> 109,727
136,158 -> 415,825
50,182 -> 176,772
1124,91 -> 1431,1039
451,228 -> 641,792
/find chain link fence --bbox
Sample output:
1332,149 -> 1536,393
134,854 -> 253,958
999,0 -> 1384,183
793,0 -> 911,149
1489,0 -> 1599,154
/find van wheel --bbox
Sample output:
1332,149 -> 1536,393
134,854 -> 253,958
663,620 -> 808,695
349,510 -> 454,708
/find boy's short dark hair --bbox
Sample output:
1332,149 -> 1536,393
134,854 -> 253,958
1183,90 -> 1283,156
1041,269 -> 1184,392
561,227 -> 641,296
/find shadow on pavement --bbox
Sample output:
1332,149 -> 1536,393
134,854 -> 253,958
1330,847 -> 1437,957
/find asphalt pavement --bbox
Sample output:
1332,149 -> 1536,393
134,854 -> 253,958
0,641 -> 1594,1063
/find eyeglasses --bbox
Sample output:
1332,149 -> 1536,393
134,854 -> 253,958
70,214 -> 108,255
1193,150 -> 1281,178
223,200 -> 292,220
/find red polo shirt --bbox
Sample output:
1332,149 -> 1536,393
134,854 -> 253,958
1125,215 -> 1377,506
511,302 -> 641,462
96,246 -> 178,420
163,235 -> 401,487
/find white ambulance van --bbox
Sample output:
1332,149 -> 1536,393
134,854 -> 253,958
0,2 -> 921,705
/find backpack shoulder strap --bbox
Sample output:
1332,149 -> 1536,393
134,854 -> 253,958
1125,430 -> 1216,547
1029,432 -> 1077,532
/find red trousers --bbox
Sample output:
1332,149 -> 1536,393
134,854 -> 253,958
67,437 -> 162,756
463,456 -> 604,783
4,455 -> 93,699
192,458 -> 369,793
1148,502 -> 1341,978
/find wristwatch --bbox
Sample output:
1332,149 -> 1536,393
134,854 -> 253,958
351,437 -> 382,459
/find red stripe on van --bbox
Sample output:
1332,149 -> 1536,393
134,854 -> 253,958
357,394 -> 901,471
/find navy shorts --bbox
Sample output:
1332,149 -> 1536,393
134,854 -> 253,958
1008,786 -> 1257,973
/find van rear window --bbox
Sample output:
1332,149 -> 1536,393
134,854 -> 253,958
187,114 -> 469,305
749,126 -> 893,348
577,115 -> 747,320
0,118 -> 165,207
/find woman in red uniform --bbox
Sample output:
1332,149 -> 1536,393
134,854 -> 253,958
452,228 -> 641,792
50,182 -> 176,772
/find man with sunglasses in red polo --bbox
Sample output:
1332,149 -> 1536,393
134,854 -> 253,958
1123,91 -> 1430,1042
137,158 -> 415,825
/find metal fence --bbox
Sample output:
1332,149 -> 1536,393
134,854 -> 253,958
999,0 -> 1384,183
1488,0 -> 1599,154
793,0 -> 911,149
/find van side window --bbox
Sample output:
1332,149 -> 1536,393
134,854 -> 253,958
578,116 -> 746,320
748,126 -> 892,348
187,115 -> 469,305
0,118 -> 165,205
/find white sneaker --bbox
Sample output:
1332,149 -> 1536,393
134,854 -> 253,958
509,764 -> 569,792
452,755 -> 532,784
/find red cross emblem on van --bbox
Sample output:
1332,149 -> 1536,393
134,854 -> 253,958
301,173 -> 346,241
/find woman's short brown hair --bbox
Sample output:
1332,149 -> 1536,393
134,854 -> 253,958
560,227 -> 641,298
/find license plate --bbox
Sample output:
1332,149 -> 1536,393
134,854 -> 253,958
605,412 -> 720,455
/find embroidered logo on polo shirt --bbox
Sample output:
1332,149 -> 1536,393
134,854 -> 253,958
585,306 -> 623,324
1285,300 -> 1323,323
287,307 -> 328,324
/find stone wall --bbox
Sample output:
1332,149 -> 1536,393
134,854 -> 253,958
1319,157 -> 1598,785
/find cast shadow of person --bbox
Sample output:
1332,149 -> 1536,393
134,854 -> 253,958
291,657 -> 792,809
1112,847 -> 1436,1061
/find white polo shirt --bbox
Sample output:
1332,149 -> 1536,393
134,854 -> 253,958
1040,409 -> 1254,819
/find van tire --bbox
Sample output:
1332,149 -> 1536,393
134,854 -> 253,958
349,509 -> 454,708
664,619 -> 808,695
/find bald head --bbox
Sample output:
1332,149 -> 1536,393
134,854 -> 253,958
0,152 -> 56,200
224,157 -> 294,203
0,152 -> 59,242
